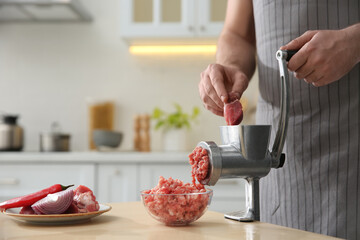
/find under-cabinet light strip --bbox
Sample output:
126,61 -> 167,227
129,45 -> 217,55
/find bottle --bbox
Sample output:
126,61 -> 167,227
88,101 -> 114,150
133,115 -> 141,151
140,114 -> 151,152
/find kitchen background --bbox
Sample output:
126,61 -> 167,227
0,0 -> 259,152
0,0 -> 260,213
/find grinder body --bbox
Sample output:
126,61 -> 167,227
197,125 -> 284,222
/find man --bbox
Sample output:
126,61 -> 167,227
198,1 -> 360,239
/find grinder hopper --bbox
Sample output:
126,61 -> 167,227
197,50 -> 296,221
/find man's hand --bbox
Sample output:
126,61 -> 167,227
199,64 -> 249,116
281,24 -> 360,87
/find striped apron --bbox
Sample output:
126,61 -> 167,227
253,1 -> 360,239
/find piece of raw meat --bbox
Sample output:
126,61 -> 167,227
19,206 -> 37,215
224,94 -> 243,125
63,202 -> 80,214
72,185 -> 99,213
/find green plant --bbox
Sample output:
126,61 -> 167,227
152,103 -> 200,131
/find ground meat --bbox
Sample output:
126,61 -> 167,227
142,176 -> 210,225
189,146 -> 210,185
144,176 -> 206,195
143,147 -> 211,225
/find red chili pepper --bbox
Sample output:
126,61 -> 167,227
0,184 -> 74,210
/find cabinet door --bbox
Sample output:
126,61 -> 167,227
121,0 -> 195,38
139,163 -> 191,191
208,179 -> 246,213
197,0 -> 226,37
0,164 -> 95,202
97,164 -> 138,203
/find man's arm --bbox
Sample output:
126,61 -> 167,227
216,0 -> 256,79
199,0 -> 256,116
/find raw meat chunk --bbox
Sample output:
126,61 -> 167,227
19,206 -> 36,215
72,185 -> 99,213
224,94 -> 243,125
64,202 -> 80,214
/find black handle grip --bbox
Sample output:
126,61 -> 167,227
276,153 -> 286,168
285,50 -> 298,61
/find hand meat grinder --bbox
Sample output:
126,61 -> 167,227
197,50 -> 296,222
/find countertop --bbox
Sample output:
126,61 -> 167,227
0,202 -> 340,240
0,151 -> 189,163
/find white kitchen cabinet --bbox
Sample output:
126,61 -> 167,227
209,179 -> 246,213
96,164 -> 138,203
0,164 -> 95,202
197,0 -> 227,37
120,0 -> 226,39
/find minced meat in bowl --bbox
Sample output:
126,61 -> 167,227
141,176 -> 213,226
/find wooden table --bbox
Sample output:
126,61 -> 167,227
0,202 -> 341,240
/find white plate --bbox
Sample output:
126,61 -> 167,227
1,203 -> 111,225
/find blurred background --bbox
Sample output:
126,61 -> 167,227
0,0 -> 259,152
0,0 -> 261,213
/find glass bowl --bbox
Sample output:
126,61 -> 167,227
140,189 -> 213,226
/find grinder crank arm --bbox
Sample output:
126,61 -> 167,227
271,49 -> 298,167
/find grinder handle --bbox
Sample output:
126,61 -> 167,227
271,49 -> 298,166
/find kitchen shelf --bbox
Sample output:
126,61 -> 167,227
0,151 -> 189,163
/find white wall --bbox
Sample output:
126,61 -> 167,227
0,0 -> 258,152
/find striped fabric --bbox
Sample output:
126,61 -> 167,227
253,0 -> 360,239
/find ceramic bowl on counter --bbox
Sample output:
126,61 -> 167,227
140,189 -> 213,226
93,130 -> 123,150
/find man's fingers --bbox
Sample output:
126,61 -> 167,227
199,63 -> 251,115
293,60 -> 314,79
208,65 -> 228,105
201,76 -> 224,109
230,71 -> 248,101
200,93 -> 224,116
205,105 -> 224,117
281,31 -> 318,72
287,43 -> 311,72
199,82 -> 224,113
312,76 -> 329,87
280,30 -> 317,50
304,71 -> 323,84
